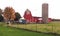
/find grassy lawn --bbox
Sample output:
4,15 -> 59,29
0,22 -> 56,36
8,21 -> 60,34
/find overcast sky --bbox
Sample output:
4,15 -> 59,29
0,0 -> 60,19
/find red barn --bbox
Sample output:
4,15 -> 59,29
23,9 -> 32,23
23,9 -> 52,23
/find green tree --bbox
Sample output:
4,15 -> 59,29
14,12 -> 21,21
0,9 -> 2,14
0,14 -> 4,22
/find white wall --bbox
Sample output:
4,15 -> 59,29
0,0 -> 60,19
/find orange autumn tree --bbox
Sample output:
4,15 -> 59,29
3,7 -> 15,24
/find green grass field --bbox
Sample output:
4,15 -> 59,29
0,23 -> 55,36
9,21 -> 60,34
0,21 -> 60,36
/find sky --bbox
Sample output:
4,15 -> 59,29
0,0 -> 60,19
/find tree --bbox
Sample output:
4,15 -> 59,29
3,7 -> 15,24
14,12 -> 21,21
0,8 -> 4,22
0,9 -> 2,14
0,14 -> 4,22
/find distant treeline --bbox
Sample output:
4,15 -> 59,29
52,19 -> 60,21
